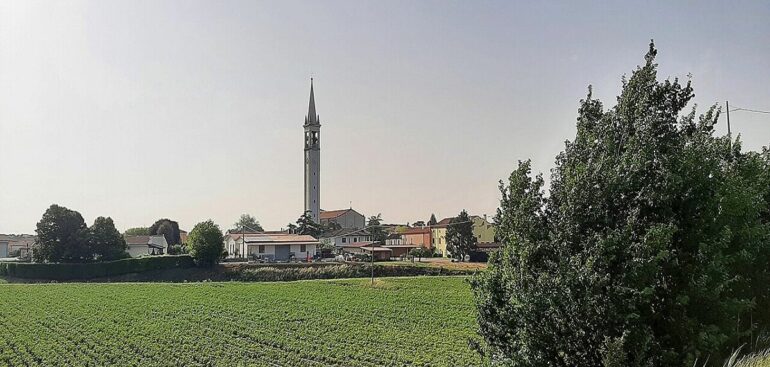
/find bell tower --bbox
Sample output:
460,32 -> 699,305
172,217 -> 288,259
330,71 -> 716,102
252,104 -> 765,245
304,78 -> 321,222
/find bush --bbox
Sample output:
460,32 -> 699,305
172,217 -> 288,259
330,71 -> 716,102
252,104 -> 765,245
0,255 -> 194,280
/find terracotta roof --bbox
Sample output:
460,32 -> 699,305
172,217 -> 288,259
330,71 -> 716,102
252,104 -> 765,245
319,209 -> 353,220
402,227 -> 430,235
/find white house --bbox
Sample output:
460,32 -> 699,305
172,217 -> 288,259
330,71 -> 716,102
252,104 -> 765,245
225,233 -> 319,261
124,235 -> 168,257
319,228 -> 372,248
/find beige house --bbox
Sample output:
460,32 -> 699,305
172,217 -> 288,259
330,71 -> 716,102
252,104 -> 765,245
0,234 -> 36,258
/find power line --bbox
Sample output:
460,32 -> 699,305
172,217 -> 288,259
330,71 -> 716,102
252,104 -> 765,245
729,106 -> 770,114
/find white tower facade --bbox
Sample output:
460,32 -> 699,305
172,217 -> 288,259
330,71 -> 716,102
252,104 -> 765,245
304,79 -> 321,222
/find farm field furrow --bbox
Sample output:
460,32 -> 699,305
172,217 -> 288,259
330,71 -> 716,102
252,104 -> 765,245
0,276 -> 480,366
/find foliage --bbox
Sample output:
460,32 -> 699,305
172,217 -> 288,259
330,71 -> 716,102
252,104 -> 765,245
413,220 -> 426,227
0,255 -> 194,280
0,277 -> 479,366
471,42 -> 770,366
33,204 -> 91,263
187,220 -> 225,267
295,211 -> 323,238
235,264 -> 472,282
285,223 -> 298,234
446,210 -> 478,261
148,218 -> 181,246
124,227 -> 150,236
428,214 -> 438,226
367,214 -> 387,242
409,247 -> 433,261
89,217 -> 129,261
230,213 -> 264,232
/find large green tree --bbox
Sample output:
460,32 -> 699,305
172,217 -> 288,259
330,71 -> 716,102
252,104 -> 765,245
33,204 -> 91,263
187,220 -> 224,267
471,43 -> 770,366
446,210 -> 477,261
367,214 -> 387,243
89,217 -> 129,261
124,227 -> 149,236
428,214 -> 438,226
295,211 -> 323,238
148,218 -> 181,245
231,214 -> 264,232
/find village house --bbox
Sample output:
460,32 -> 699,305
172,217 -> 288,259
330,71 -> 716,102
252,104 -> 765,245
124,235 -> 168,257
0,234 -> 36,258
319,208 -> 365,229
319,228 -> 372,248
340,241 -> 392,261
431,215 -> 495,257
225,232 -> 319,261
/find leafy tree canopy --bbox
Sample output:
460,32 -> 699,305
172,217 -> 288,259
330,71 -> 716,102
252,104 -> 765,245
367,214 -> 387,243
89,217 -> 129,261
428,214 -> 438,226
187,220 -> 224,267
446,210 -> 477,261
124,227 -> 149,236
471,42 -> 770,366
148,218 -> 181,245
231,214 -> 264,233
295,211 -> 323,238
33,204 -> 90,263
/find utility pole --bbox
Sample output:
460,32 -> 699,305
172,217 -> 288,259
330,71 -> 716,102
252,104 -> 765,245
726,100 -> 732,149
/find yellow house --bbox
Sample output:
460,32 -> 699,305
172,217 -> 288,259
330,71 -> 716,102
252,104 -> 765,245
431,215 -> 495,257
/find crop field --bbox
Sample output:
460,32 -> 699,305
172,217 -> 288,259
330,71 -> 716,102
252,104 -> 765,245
0,276 -> 480,366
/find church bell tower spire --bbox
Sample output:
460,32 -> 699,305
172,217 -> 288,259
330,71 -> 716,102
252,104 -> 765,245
304,78 -> 321,223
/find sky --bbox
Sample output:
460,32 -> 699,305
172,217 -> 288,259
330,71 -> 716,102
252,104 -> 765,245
1,1 -> 769,234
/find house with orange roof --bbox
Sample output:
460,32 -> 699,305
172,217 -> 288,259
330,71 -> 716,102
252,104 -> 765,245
319,208 -> 365,229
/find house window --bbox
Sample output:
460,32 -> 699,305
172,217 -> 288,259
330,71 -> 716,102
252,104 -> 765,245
342,237 -> 346,243
300,244 -> 306,252
259,245 -> 265,253
354,237 -> 357,242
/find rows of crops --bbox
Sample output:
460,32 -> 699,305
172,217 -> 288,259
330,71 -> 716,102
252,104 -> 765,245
0,277 -> 480,366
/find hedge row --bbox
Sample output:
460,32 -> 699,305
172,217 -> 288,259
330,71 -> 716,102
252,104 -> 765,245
234,264 -> 474,282
0,255 -> 195,280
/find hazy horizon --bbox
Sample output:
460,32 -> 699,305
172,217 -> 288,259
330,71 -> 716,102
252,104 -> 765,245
2,1 -> 769,234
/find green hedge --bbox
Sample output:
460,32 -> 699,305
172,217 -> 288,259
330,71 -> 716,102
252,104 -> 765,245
235,264 -> 474,282
0,255 -> 195,280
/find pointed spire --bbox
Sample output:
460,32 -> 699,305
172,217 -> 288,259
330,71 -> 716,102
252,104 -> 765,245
306,78 -> 318,124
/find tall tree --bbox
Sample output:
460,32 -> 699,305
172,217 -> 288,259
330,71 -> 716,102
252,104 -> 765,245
124,227 -> 149,236
471,42 -> 770,366
89,217 -> 128,261
367,214 -> 387,243
295,211 -> 323,238
231,214 -> 264,232
187,220 -> 224,267
428,214 -> 438,226
33,204 -> 90,263
148,218 -> 181,245
445,210 -> 477,261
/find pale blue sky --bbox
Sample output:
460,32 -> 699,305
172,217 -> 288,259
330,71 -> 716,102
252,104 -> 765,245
1,1 -> 769,233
